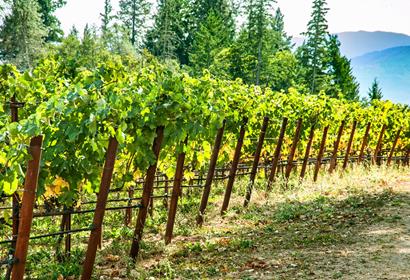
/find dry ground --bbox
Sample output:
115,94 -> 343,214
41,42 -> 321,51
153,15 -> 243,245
91,166 -> 410,280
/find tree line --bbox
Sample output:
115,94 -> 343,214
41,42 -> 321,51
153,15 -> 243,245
0,0 -> 383,102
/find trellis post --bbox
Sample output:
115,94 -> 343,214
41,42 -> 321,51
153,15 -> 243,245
11,136 -> 43,280
244,117 -> 269,207
130,126 -> 165,259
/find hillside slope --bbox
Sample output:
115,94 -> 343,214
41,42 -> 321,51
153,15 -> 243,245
351,46 -> 410,104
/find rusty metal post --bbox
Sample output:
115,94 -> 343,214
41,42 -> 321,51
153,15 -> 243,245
221,118 -> 248,215
300,125 -> 315,180
285,118 -> 303,180
373,124 -> 387,165
358,122 -> 371,163
130,126 -> 165,260
342,120 -> 357,169
164,138 -> 188,244
81,137 -> 119,280
267,118 -> 288,190
11,136 -> 43,280
329,120 -> 345,173
387,128 -> 402,166
314,126 -> 329,182
244,117 -> 269,207
196,120 -> 226,226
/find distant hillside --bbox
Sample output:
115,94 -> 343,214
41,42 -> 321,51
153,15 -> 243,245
338,31 -> 410,58
292,31 -> 410,59
351,46 -> 410,104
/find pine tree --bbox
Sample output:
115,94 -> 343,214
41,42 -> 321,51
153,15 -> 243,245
189,9 -> 233,74
36,0 -> 66,42
368,78 -> 383,101
101,0 -> 113,35
146,0 -> 190,62
191,0 -> 234,27
240,0 -> 276,85
328,35 -> 359,100
103,23 -> 136,56
0,0 -> 47,69
118,0 -> 151,48
189,0 -> 235,65
211,2 -> 293,87
298,0 -> 330,93
271,8 -> 292,51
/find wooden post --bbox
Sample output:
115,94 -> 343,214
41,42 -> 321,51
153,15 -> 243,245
11,136 -> 43,280
130,126 -> 165,260
373,124 -> 387,165
221,118 -> 248,215
81,137 -> 119,280
65,212 -> 71,257
10,96 -> 20,251
163,176 -> 169,209
244,117 -> 269,207
125,189 -> 134,226
285,119 -> 303,180
196,121 -> 226,225
358,122 -> 371,163
300,125 -> 315,180
329,120 -> 345,173
387,128 -> 402,166
342,120 -> 357,169
314,126 -> 329,182
164,138 -> 188,244
267,118 -> 288,190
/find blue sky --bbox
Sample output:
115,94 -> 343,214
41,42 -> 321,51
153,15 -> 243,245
56,0 -> 410,36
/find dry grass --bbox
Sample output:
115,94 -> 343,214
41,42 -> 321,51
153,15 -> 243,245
95,165 -> 410,280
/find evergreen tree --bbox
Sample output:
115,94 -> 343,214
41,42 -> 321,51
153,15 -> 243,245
271,8 -> 292,51
191,0 -> 234,28
211,3 -> 293,88
118,0 -> 151,48
189,0 -> 235,66
68,25 -> 79,38
239,0 -> 277,85
36,0 -> 66,42
189,9 -> 234,74
298,0 -> 330,93
368,78 -> 383,101
103,23 -> 136,56
328,35 -> 359,100
146,0 -> 191,62
0,0 -> 47,69
101,0 -> 113,35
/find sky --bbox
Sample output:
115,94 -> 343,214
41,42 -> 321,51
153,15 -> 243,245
56,0 -> 410,37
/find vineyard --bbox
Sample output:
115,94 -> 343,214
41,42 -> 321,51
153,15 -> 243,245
0,55 -> 410,280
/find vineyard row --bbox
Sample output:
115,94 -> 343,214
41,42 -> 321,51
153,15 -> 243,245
1,110 -> 409,280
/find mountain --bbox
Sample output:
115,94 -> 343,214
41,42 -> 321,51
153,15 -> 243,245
292,31 -> 410,59
351,46 -> 410,104
338,31 -> 410,58
291,31 -> 410,103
